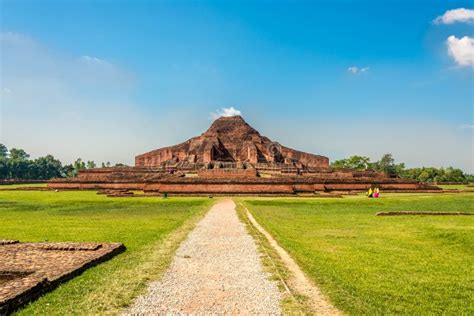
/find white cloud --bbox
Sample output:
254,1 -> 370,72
79,55 -> 108,65
434,8 -> 474,24
347,66 -> 369,74
0,32 -> 31,45
446,35 -> 474,67
459,124 -> 474,129
210,106 -> 242,119
1,88 -> 12,95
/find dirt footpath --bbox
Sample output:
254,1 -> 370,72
126,199 -> 281,314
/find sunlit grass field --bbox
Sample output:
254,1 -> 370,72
242,194 -> 474,315
0,190 -> 212,315
0,183 -> 47,189
438,184 -> 474,191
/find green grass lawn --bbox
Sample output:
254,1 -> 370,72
242,194 -> 474,315
0,183 -> 47,189
0,190 -> 212,315
438,184 -> 474,191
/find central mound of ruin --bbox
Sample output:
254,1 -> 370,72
49,116 -> 439,194
135,115 -> 328,169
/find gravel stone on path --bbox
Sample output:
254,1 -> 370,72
126,199 -> 281,315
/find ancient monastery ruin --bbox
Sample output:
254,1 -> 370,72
49,116 -> 437,194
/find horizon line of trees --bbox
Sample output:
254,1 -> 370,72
331,153 -> 473,183
0,144 -> 472,183
0,144 -> 127,180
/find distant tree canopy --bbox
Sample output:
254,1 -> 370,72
402,167 -> 469,183
0,144 -> 125,180
1,144 -> 471,183
331,153 -> 473,183
331,155 -> 370,170
0,144 -> 8,158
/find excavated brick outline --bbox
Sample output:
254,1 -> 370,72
376,211 -> 474,216
0,241 -> 125,315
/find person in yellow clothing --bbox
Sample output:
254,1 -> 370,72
367,187 -> 373,198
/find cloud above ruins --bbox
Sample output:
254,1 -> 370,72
434,8 -> 474,24
446,35 -> 474,67
432,9 -> 474,68
347,66 -> 369,75
210,107 -> 242,119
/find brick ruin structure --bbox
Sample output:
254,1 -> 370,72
0,240 -> 124,314
49,116 -> 438,194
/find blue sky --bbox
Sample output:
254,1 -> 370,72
1,0 -> 473,171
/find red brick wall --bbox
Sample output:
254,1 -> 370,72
198,169 -> 257,178
48,182 -> 144,190
324,183 -> 420,190
280,146 -> 329,167
145,183 -> 294,194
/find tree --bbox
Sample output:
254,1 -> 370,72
348,156 -> 371,170
0,144 -> 7,158
465,174 -> 474,182
7,158 -> 31,179
0,158 -> 7,179
9,148 -> 30,160
70,158 -> 87,177
444,167 -> 465,182
331,155 -> 370,170
33,155 -> 63,179
86,160 -> 97,169
62,164 -> 75,178
418,170 -> 431,182
6,148 -> 31,179
378,154 -> 394,172
101,161 -> 112,168
370,153 -> 405,176
0,144 -> 8,179
73,158 -> 86,170
399,166 -> 468,183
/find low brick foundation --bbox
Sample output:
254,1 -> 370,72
376,211 -> 474,216
47,166 -> 441,195
0,241 -> 125,314
48,178 -> 439,195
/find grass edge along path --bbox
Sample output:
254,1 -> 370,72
14,197 -> 214,316
117,200 -> 213,314
235,201 -> 316,315
244,203 -> 341,315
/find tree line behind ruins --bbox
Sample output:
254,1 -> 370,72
0,143 -> 472,183
331,154 -> 472,183
0,144 -> 125,180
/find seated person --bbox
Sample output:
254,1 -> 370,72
367,187 -> 373,198
373,187 -> 380,198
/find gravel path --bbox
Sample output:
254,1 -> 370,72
126,199 -> 281,315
